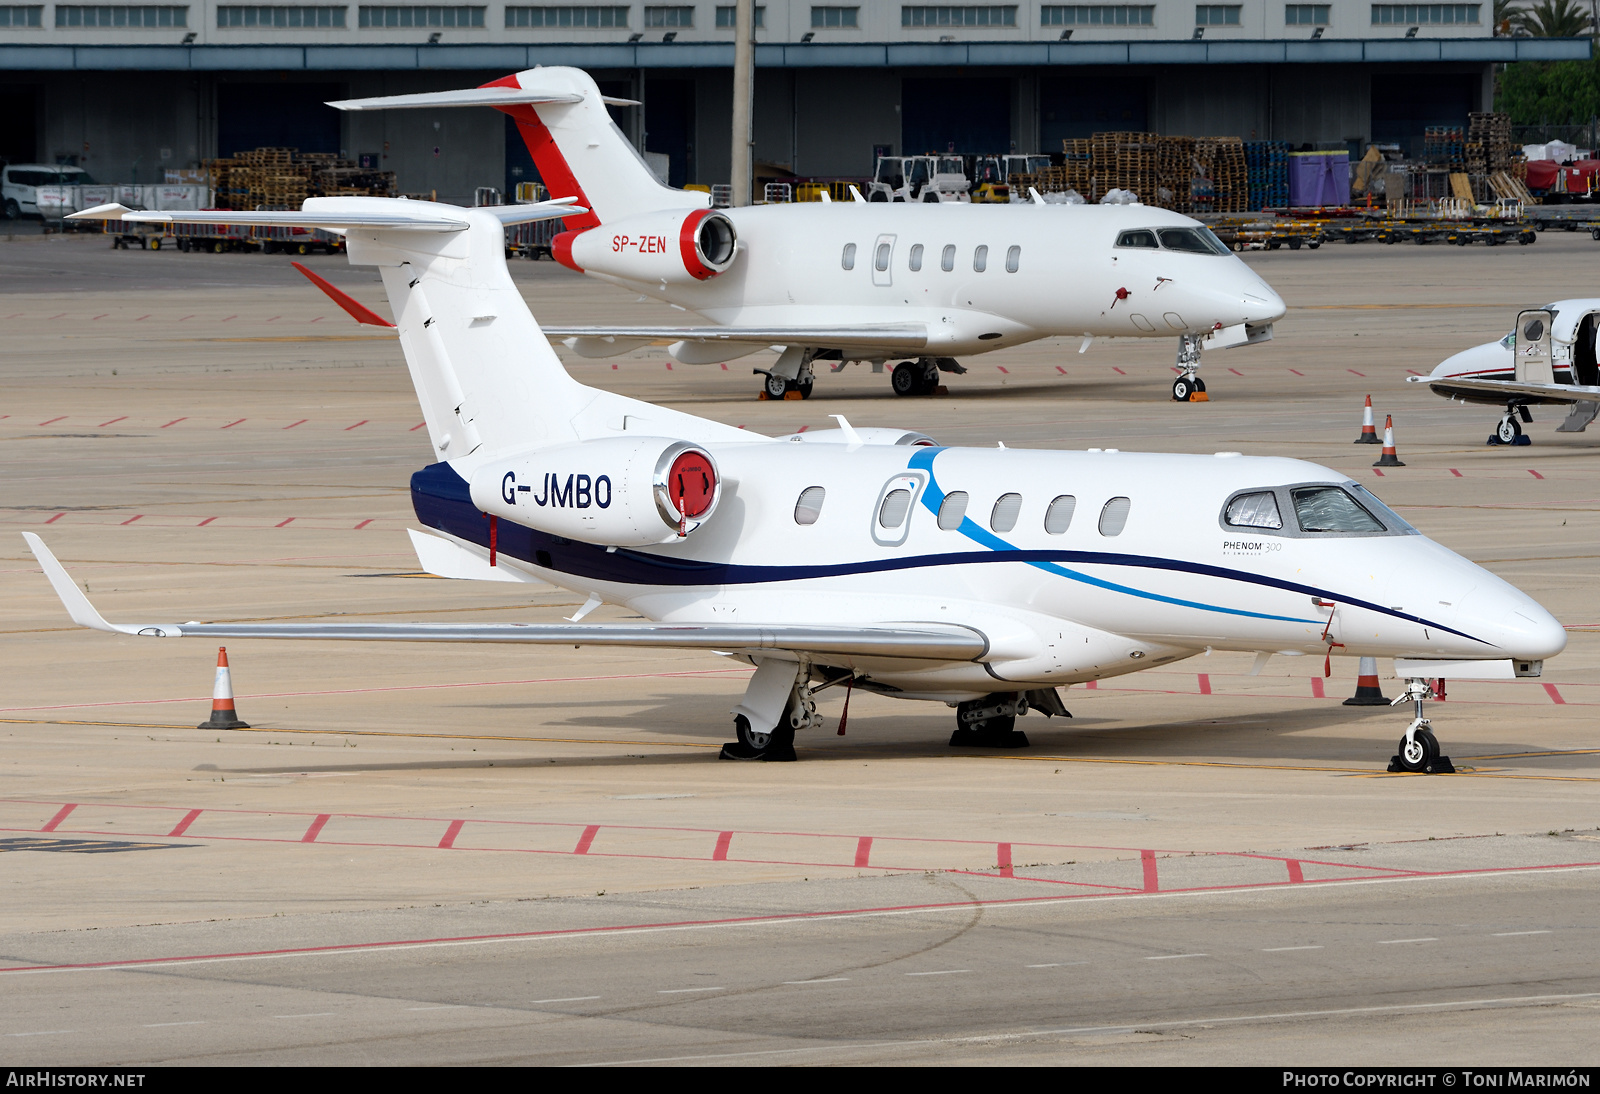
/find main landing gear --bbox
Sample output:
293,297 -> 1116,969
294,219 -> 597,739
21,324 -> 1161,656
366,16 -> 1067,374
948,689 -> 1072,749
1488,404 -> 1532,446
1172,333 -> 1208,403
888,357 -> 965,397
1386,678 -> 1456,774
719,659 -> 827,761
755,346 -> 816,401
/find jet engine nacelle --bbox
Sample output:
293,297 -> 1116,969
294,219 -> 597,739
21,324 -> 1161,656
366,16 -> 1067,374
468,437 -> 721,546
557,209 -> 737,284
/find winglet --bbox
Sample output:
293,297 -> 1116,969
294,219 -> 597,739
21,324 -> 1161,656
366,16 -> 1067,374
849,185 -> 865,204
291,262 -> 396,328
828,413 -> 863,449
65,202 -> 135,222
22,532 -> 122,633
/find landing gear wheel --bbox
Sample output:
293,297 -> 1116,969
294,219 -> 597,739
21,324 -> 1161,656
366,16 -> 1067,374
763,372 -> 790,400
1491,415 -> 1523,445
1172,376 -> 1194,401
719,715 -> 797,762
1396,728 -> 1439,773
915,361 -> 940,395
796,378 -> 813,399
891,360 -> 921,396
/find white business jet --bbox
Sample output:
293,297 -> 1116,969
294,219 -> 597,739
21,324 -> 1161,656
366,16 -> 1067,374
1412,299 -> 1600,445
35,195 -> 1562,773
327,68 -> 1286,403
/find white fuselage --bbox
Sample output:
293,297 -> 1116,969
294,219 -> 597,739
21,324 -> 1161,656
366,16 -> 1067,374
584,202 -> 1286,359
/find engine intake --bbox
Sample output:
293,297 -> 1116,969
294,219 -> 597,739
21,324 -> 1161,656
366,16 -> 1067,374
556,209 -> 737,284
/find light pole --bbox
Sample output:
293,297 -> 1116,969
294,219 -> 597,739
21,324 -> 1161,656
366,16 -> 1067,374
730,0 -> 755,206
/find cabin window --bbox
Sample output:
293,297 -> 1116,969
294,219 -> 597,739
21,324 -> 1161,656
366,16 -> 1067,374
1098,496 -> 1131,536
973,245 -> 988,273
909,243 -> 924,272
937,490 -> 968,529
941,244 -> 955,272
1224,491 -> 1282,530
990,492 -> 1021,532
1044,494 -> 1075,534
1116,229 -> 1159,249
875,241 -> 891,272
841,242 -> 856,270
1292,487 -> 1384,533
794,485 -> 825,526
878,488 -> 913,529
1005,244 -> 1021,273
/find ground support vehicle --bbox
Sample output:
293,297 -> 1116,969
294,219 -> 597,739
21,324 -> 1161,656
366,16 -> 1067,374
1374,221 -> 1535,246
251,222 -> 341,254
868,156 -> 970,203
103,216 -> 174,250
173,219 -> 255,253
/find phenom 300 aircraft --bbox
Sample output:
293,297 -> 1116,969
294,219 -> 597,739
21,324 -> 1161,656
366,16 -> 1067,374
328,67 -> 1286,403
35,194 -> 1562,772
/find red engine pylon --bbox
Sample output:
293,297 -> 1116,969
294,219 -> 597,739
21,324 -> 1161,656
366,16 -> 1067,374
199,646 -> 251,730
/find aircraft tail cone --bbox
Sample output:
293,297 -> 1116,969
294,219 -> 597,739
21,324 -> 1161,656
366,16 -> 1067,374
1342,656 -> 1390,706
1374,415 -> 1406,467
1355,394 -> 1380,443
199,646 -> 251,730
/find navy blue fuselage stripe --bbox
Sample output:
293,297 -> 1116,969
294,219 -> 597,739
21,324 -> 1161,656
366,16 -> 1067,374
410,459 -> 1488,647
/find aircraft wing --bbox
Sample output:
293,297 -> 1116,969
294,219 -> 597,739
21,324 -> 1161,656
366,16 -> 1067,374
1408,374 -> 1600,404
64,198 -> 585,232
543,324 -> 930,350
23,534 -> 985,662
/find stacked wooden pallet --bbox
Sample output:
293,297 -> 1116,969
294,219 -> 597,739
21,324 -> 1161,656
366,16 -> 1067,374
199,148 -> 398,210
1091,131 -> 1158,201
1467,112 -> 1515,175
1156,136 -> 1196,212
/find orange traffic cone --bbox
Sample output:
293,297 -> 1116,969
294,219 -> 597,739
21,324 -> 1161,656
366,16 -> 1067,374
1342,655 -> 1389,706
198,646 -> 250,730
1373,415 -> 1405,467
1355,395 -> 1380,444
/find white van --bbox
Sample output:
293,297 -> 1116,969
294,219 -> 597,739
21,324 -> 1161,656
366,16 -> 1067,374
2,164 -> 98,219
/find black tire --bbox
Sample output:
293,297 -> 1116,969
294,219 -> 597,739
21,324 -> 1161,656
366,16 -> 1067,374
922,191 -> 940,203
178,238 -> 191,252
296,242 -> 309,255
1496,416 -> 1522,445
869,190 -> 889,202
1172,376 -> 1193,401
1520,232 -> 1536,245
891,361 -> 920,396
1288,238 -> 1302,251
796,379 -> 813,399
213,241 -> 225,254
732,715 -> 795,759
737,714 -> 774,752
1,198 -> 18,220
915,363 -> 940,395
1397,728 -> 1439,773
763,372 -> 790,399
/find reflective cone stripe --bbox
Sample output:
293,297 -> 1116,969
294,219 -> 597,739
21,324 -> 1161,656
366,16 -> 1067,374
199,646 -> 250,729
1343,655 -> 1389,706
1356,394 -> 1380,443
1374,415 -> 1406,467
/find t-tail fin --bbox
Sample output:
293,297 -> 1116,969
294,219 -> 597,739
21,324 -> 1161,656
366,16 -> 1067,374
329,68 -> 705,226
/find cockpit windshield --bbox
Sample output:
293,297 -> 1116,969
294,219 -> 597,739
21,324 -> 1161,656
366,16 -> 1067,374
1116,227 -> 1231,255
1220,483 -> 1417,537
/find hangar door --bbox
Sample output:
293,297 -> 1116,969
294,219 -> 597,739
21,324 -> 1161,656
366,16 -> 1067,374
901,78 -> 1011,155
1371,74 -> 1475,159
218,83 -> 343,158
0,86 -> 38,164
1040,77 -> 1148,147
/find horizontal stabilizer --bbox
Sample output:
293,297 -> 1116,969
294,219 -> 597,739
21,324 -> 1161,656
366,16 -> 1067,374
24,534 -> 986,661
1409,374 -> 1600,404
546,324 -> 930,351
327,87 -> 637,111
65,197 -> 584,234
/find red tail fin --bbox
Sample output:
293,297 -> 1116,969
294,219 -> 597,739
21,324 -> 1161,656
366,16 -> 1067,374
292,261 -> 395,328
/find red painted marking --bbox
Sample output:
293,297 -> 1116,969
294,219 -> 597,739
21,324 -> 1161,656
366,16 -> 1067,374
1544,683 -> 1566,704
221,418 -> 245,429
1228,367 -> 1243,376
1197,673 -> 1211,695
134,314 -> 149,322
997,842 -> 1014,878
47,313 -> 65,320
1407,369 -> 1424,376
854,836 -> 873,867
266,316 -> 280,323
1449,468 -> 1462,477
720,363 -> 728,370
1373,469 -> 1385,477
197,517 -> 217,526
300,814 -> 331,843
1288,368 -> 1304,376
1347,369 -> 1366,377
797,425 -> 809,433
178,315 -> 193,321
1529,470 -> 1545,480
997,366 -> 1010,374
611,364 -> 618,370
1112,367 -> 1127,375
574,824 -> 600,854
712,831 -> 733,861
1141,849 -> 1159,892
40,804 -> 76,832
38,417 -> 66,426
1056,366 -> 1067,374
665,362 -> 673,370
120,515 -> 143,525
44,513 -> 64,524
275,518 -> 295,528
1311,677 -> 1326,699
160,418 -> 186,428
354,519 -> 373,530
345,420 -> 368,431
98,417 -> 127,427
1085,679 -> 1098,689
438,819 -> 465,849
309,316 -> 322,323
90,314 -> 107,321
222,316 -> 236,322
168,809 -> 202,838
283,419 -> 307,430
1286,860 -> 1305,884
409,422 -> 426,431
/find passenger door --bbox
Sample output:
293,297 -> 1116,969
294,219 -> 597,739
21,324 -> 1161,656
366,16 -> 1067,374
1514,309 -> 1555,385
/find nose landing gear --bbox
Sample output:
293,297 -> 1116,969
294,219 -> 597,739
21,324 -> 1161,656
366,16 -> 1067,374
1172,334 -> 1208,402
1488,404 -> 1532,446
1386,678 -> 1456,774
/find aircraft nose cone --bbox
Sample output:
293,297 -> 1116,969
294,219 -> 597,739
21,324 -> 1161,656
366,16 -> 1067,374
1460,586 -> 1567,661
1240,281 -> 1286,324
